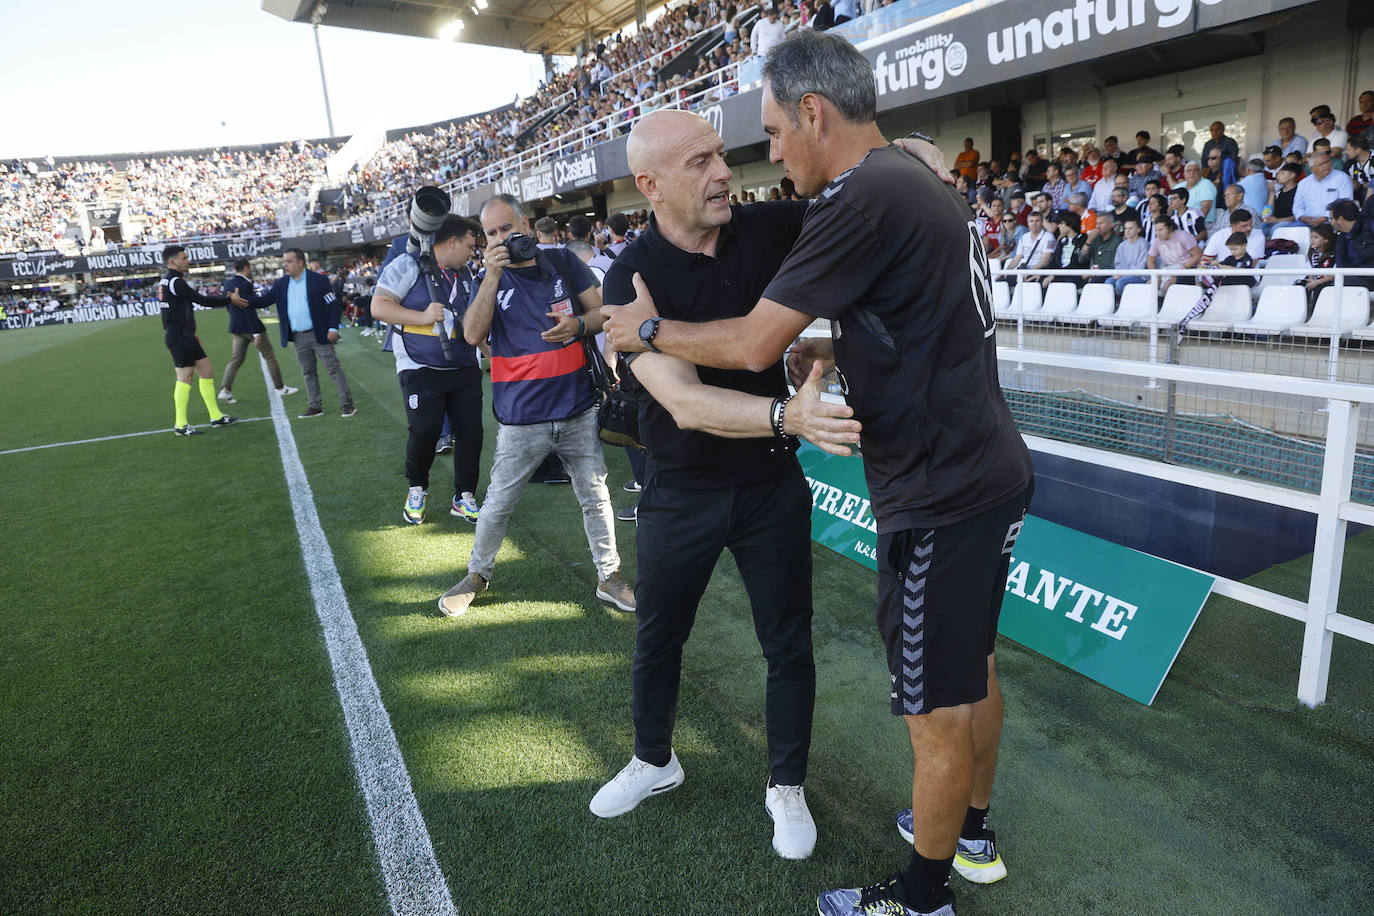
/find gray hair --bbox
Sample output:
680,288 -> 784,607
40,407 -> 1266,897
1069,192 -> 1089,207
762,30 -> 875,127
480,193 -> 526,220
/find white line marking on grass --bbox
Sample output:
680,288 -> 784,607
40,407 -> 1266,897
257,357 -> 456,916
0,418 -> 271,455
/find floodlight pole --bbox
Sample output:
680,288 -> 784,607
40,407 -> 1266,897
313,23 -> 336,136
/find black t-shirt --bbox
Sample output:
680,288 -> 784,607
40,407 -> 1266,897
603,202 -> 809,488
762,145 -> 1034,532
159,268 -> 228,334
1273,185 -> 1296,219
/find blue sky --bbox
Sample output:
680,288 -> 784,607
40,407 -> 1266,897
0,0 -> 545,159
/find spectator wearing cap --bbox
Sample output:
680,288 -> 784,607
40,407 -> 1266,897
1239,158 -> 1271,217
1043,210 -> 1089,289
1349,91 -> 1374,141
1329,198 -> 1374,290
1295,144 -> 1354,225
1128,158 -> 1163,199
1310,106 -> 1348,161
1121,131 -> 1162,168
1272,117 -> 1309,157
1201,121 -> 1240,179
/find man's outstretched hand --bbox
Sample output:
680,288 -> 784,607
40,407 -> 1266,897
601,273 -> 658,352
784,360 -> 861,456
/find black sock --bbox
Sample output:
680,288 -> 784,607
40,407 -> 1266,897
899,850 -> 953,911
961,805 -> 989,840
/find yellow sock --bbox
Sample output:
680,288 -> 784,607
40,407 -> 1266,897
198,377 -> 223,421
174,381 -> 191,428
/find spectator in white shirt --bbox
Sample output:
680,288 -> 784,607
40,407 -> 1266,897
1309,107 -> 1349,161
751,6 -> 786,57
1088,158 -> 1118,211
1271,117 -> 1308,157
1203,209 -> 1265,262
1295,148 -> 1354,225
1004,210 -> 1053,282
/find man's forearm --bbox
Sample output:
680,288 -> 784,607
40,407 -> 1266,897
654,316 -> 778,372
368,293 -> 414,325
661,382 -> 775,438
463,274 -> 500,345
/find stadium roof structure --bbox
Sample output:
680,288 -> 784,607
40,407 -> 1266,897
262,0 -> 639,56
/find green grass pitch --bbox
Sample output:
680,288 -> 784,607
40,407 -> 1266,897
1,315 -> 1371,914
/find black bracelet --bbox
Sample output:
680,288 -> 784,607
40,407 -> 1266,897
575,316 -> 586,337
772,395 -> 793,439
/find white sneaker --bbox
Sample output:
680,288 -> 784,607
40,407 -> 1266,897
217,388 -> 237,403
275,386 -> 299,396
765,783 -> 817,860
589,752 -> 684,818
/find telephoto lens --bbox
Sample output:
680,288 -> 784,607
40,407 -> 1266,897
407,186 -> 451,254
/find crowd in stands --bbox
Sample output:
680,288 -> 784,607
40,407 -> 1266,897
958,94 -> 1374,306
0,159 -> 114,253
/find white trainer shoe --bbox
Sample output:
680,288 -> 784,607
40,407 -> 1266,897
765,783 -> 817,860
217,388 -> 237,403
589,752 -> 684,818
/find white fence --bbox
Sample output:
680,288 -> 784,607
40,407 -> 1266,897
991,264 -> 1374,706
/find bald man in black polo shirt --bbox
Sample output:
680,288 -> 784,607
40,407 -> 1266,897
588,109 -> 864,861
605,32 -> 1033,916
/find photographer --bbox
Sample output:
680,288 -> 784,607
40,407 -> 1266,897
437,194 -> 634,617
370,215 -> 485,526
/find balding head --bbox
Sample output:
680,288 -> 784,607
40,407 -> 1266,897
626,108 -> 734,245
627,109 -> 718,179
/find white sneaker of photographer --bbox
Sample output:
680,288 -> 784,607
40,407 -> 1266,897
589,752 -> 684,818
766,783 -> 817,860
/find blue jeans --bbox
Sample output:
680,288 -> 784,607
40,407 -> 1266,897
1108,275 -> 1148,294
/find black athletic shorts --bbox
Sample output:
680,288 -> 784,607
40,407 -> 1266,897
877,481 -> 1033,716
166,331 -> 207,368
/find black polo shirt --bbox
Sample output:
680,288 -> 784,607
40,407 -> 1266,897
603,202 -> 808,488
762,145 -> 1034,532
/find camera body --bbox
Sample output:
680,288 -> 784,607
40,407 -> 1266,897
406,185 -> 451,257
502,232 -> 540,263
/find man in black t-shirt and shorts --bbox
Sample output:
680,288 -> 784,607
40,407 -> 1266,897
604,31 -> 1034,916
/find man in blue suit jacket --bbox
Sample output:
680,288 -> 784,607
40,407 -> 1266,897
248,247 -> 355,418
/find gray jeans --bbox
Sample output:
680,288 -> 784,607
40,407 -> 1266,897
469,407 -> 619,582
292,333 -> 353,409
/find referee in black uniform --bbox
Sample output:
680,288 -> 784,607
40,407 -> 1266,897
605,32 -> 1033,916
160,245 -> 244,435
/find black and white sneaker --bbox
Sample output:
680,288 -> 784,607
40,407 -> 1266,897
298,407 -> 324,419
622,479 -> 642,492
435,435 -> 454,455
173,425 -> 201,436
616,505 -> 638,523
210,415 -> 238,427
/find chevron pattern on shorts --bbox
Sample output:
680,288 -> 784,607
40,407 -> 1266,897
900,531 -> 934,715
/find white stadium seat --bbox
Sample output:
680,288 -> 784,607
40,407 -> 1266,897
1157,283 -> 1202,326
1289,287 -> 1371,338
1271,226 -> 1310,259
992,280 -> 1010,313
1034,282 -> 1079,320
1251,254 -> 1306,302
1234,286 -> 1308,334
1185,286 -> 1255,332
995,281 -> 1042,318
1097,283 -> 1158,328
1059,283 -> 1116,324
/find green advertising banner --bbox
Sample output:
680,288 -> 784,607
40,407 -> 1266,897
798,444 -> 1215,705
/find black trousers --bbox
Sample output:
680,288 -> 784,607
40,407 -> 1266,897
632,464 -> 816,784
400,366 -> 483,494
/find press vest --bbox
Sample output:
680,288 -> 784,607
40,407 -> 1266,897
481,251 -> 594,425
394,254 -> 478,371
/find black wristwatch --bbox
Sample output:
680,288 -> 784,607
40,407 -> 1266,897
906,130 -> 935,145
638,317 -> 662,353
